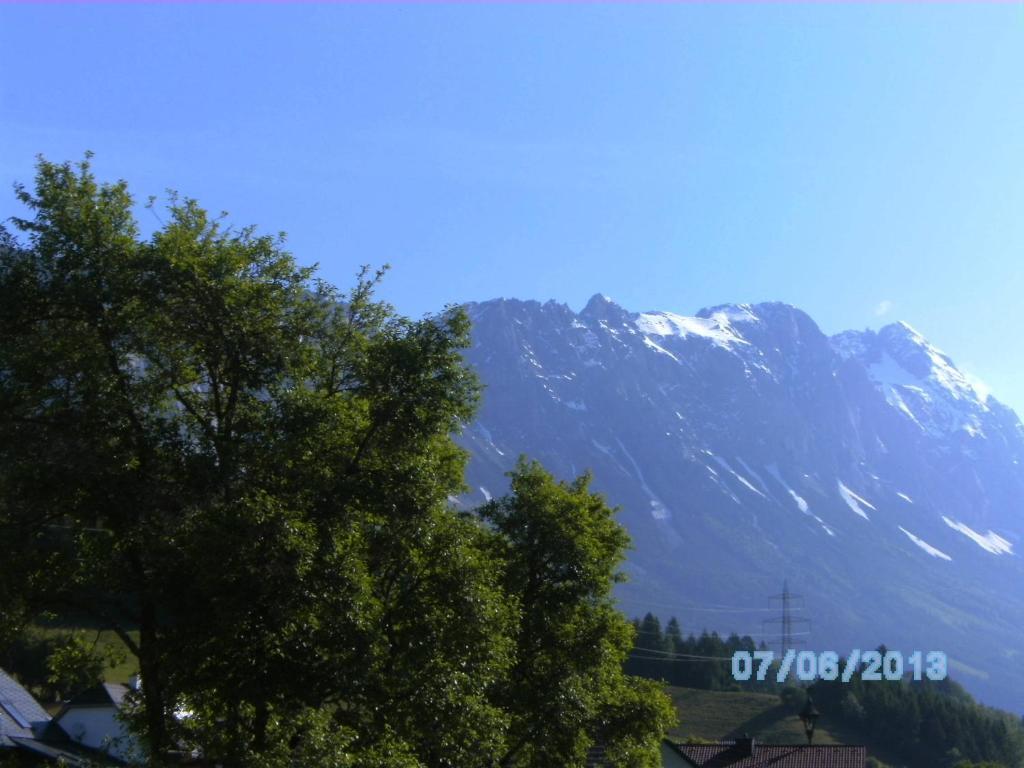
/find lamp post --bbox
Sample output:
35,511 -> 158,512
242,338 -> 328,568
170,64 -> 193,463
799,696 -> 820,745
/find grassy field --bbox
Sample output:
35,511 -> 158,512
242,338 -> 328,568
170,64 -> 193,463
665,686 -> 905,766
88,629 -> 138,684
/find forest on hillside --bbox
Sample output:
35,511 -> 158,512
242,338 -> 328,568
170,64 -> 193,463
628,612 -> 1024,768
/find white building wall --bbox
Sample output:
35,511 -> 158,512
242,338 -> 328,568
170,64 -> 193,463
57,706 -> 138,762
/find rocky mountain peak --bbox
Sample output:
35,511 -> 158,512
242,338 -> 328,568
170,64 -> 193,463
579,293 -> 630,323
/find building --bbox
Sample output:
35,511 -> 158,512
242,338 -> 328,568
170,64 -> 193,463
585,738 -> 721,767
0,667 -> 51,750
50,682 -> 142,763
0,669 -> 140,766
670,736 -> 867,767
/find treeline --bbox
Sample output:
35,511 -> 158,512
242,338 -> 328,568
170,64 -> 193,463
808,666 -> 1024,768
624,613 -> 780,693
0,156 -> 674,768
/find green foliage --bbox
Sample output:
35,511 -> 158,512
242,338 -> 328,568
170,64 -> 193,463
838,690 -> 866,726
597,676 -> 677,768
625,612 -> 773,693
0,627 -> 52,696
0,156 -> 674,767
0,155 -> 502,764
809,664 -> 1024,768
627,613 -> 1024,767
0,625 -> 122,702
481,459 -> 675,767
0,752 -> 41,768
779,685 -> 807,713
47,629 -> 125,699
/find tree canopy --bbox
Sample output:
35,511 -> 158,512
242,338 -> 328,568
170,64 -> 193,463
0,155 -> 673,767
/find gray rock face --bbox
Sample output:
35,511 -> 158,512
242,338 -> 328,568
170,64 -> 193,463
457,295 -> 1024,712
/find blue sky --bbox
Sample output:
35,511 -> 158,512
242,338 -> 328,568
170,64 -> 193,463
2,3 -> 1023,409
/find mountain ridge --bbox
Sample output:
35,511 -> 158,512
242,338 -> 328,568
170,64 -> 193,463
456,293 -> 1024,712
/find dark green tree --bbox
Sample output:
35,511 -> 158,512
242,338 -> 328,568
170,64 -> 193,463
665,617 -> 683,650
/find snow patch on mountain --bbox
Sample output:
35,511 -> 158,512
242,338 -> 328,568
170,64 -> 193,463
838,481 -> 874,520
704,304 -> 761,326
702,456 -> 743,506
831,330 -> 870,360
765,464 -> 833,535
814,516 -> 836,536
735,457 -> 770,495
642,336 -> 680,362
616,438 -> 671,520
579,329 -> 600,349
888,322 -> 977,402
899,526 -> 952,561
765,464 -> 810,514
870,351 -> 925,389
474,423 -> 505,456
709,454 -> 766,498
942,517 -> 1014,555
635,312 -> 748,349
790,491 -> 810,513
829,323 -> 993,439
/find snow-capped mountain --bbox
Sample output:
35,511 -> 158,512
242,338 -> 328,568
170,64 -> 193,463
456,294 -> 1024,712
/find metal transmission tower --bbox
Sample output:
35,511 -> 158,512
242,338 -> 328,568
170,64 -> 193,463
762,580 -> 811,678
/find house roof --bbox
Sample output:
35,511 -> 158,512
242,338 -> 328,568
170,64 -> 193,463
671,741 -> 867,768
0,668 -> 51,747
9,735 -> 94,767
54,682 -> 131,721
0,671 -> 136,765
49,681 -> 132,732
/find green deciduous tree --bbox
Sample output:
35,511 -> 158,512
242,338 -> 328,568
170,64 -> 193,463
481,459 -> 675,768
0,156 -> 510,765
0,156 -> 674,767
46,629 -> 126,700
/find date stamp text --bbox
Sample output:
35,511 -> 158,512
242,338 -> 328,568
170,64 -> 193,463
731,650 -> 948,683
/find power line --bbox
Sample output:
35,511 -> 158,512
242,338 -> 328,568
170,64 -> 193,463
632,627 -> 811,640
629,650 -> 734,662
616,596 -> 777,614
626,651 -> 733,663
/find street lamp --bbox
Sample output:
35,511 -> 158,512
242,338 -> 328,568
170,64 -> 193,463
799,696 -> 820,745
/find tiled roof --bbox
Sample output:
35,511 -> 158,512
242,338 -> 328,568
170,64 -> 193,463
673,741 -> 867,767
0,668 -> 50,747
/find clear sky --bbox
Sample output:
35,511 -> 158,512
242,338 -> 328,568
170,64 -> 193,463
2,3 -> 1023,409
